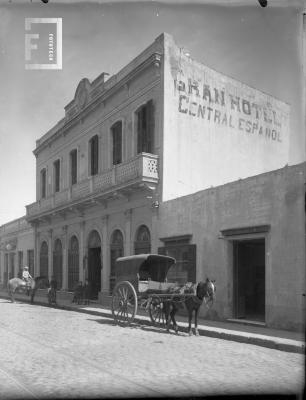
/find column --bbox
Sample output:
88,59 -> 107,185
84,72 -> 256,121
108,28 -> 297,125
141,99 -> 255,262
34,224 -> 38,276
35,230 -> 40,276
62,225 -> 68,290
124,209 -> 132,256
101,215 -> 109,295
48,229 -> 53,281
151,205 -> 160,254
79,221 -> 85,282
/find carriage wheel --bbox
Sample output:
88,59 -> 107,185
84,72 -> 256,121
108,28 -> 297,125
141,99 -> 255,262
149,295 -> 165,327
112,281 -> 138,325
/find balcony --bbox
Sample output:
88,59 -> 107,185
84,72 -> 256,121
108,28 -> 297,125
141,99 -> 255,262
26,153 -> 158,222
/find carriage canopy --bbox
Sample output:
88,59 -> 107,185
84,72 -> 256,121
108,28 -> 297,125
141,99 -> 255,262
115,254 -> 175,283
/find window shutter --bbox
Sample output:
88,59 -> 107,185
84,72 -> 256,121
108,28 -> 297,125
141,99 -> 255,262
137,109 -> 142,154
146,100 -> 154,153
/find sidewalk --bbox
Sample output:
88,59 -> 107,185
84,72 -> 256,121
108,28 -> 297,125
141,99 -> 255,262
1,288 -> 304,355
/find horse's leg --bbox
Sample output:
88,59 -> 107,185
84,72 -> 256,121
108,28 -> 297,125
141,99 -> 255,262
184,299 -> 193,335
170,305 -> 179,334
194,306 -> 199,336
30,289 -> 35,304
164,303 -> 171,332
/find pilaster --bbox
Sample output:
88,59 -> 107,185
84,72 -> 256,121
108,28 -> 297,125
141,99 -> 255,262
62,225 -> 68,290
48,229 -> 53,281
101,215 -> 109,294
124,209 -> 132,256
79,221 -> 85,282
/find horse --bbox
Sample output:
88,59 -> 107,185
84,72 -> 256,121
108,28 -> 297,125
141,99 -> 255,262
163,278 -> 216,336
7,276 -> 49,304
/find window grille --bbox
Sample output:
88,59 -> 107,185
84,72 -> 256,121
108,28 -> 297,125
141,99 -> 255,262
68,236 -> 79,291
27,249 -> 34,277
134,225 -> 151,254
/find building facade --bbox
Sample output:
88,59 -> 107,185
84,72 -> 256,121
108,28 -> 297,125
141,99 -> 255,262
1,33 -> 303,331
0,217 -> 35,284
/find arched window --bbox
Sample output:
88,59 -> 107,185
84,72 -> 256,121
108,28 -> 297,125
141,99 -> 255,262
40,241 -> 48,277
110,230 -> 124,293
68,236 -> 79,291
134,225 -> 151,254
53,239 -> 63,289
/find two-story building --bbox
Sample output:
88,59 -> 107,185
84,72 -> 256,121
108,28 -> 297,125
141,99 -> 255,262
20,33 -> 305,331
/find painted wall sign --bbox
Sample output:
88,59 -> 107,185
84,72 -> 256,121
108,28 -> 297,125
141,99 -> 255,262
174,78 -> 285,143
162,35 -> 290,202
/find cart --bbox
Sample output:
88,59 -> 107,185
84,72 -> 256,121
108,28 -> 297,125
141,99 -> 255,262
111,254 -> 196,325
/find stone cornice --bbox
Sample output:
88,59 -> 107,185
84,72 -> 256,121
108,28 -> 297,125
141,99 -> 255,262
33,52 -> 162,157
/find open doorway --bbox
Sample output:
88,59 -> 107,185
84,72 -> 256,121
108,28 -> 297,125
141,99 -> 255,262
87,230 -> 102,300
234,239 -> 265,322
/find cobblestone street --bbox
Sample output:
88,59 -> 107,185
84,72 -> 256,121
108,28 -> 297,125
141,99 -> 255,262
0,299 -> 304,399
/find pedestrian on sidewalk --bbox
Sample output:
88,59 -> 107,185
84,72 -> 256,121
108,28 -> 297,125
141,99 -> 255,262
48,275 -> 57,305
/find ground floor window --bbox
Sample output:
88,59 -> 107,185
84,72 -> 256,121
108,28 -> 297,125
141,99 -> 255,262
27,249 -> 34,277
68,236 -> 79,291
134,225 -> 151,254
158,238 -> 196,284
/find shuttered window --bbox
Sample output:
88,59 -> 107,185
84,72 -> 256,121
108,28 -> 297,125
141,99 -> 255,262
111,121 -> 122,165
89,135 -> 99,175
54,159 -> 60,193
70,149 -> 77,185
40,168 -> 46,198
136,100 -> 154,154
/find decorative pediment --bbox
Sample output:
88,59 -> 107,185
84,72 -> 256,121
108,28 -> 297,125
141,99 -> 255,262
75,78 -> 91,110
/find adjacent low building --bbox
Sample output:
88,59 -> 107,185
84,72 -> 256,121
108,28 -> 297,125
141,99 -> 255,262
0,217 -> 35,283
0,33 -> 304,331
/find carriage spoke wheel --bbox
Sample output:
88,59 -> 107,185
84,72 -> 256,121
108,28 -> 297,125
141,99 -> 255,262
149,295 -> 165,327
112,281 -> 138,325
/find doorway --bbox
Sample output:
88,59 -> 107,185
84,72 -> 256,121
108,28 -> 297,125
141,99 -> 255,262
234,239 -> 265,322
87,230 -> 102,300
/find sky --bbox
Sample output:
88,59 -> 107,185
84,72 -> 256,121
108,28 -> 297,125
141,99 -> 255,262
0,0 -> 305,226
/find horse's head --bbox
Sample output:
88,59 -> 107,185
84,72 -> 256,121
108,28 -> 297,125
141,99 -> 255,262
33,276 -> 49,289
197,278 -> 216,307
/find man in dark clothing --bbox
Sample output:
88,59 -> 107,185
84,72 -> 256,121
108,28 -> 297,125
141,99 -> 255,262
48,275 -> 57,304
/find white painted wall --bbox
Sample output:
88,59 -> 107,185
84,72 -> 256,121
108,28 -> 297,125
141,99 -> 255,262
162,34 -> 290,201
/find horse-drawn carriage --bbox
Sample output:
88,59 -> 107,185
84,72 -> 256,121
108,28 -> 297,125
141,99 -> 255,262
111,254 -> 215,334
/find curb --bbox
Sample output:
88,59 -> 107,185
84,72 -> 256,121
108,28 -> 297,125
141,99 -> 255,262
1,293 -> 304,355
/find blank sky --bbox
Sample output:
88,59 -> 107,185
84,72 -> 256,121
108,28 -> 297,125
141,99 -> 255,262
0,0 -> 304,226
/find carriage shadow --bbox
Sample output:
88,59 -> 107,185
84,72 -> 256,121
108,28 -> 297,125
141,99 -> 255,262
88,317 -> 190,336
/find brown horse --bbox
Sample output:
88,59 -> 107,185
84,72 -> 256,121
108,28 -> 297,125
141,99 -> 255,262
7,276 -> 49,304
164,278 -> 216,336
